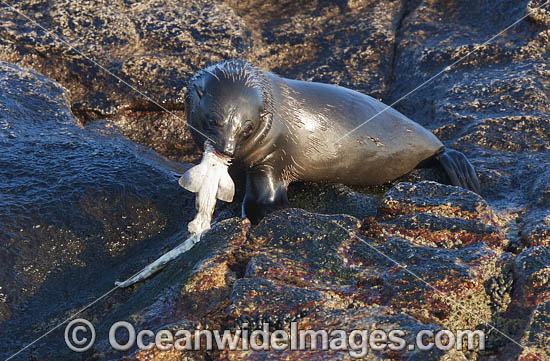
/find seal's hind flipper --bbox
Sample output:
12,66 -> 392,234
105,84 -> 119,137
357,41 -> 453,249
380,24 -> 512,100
437,149 -> 481,194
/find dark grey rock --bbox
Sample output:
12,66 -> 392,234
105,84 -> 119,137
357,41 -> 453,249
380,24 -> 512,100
0,61 -> 194,359
1,0 -> 550,360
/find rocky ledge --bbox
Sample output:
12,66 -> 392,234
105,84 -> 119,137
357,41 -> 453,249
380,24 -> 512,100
1,0 -> 550,360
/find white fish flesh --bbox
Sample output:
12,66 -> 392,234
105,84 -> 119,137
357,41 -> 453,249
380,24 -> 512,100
115,142 -> 234,287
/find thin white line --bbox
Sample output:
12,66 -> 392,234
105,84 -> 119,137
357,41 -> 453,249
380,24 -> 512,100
0,5 -> 217,360
4,285 -> 119,361
1,2 -> 545,360
333,221 -> 539,360
0,2 -> 218,146
3,247 -> 178,361
336,0 -> 550,144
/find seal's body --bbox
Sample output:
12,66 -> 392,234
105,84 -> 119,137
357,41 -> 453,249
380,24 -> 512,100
251,76 -> 443,185
186,61 -> 480,223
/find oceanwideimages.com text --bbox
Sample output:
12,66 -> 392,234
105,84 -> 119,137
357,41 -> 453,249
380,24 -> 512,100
65,318 -> 485,357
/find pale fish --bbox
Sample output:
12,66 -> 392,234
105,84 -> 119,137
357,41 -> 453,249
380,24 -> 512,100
115,142 -> 234,288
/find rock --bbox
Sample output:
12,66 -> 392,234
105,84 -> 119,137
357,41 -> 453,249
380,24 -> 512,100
378,181 -> 497,224
387,0 -> 550,245
519,165 -> 550,248
127,209 -> 492,360
518,301 -> 550,361
0,61 -> 194,358
227,0 -> 402,99
515,246 -> 550,308
1,0 -> 550,360
288,182 -> 381,219
520,209 -> 550,248
375,182 -> 508,253
0,0 -> 252,161
0,0 -> 252,111
223,307 -> 468,361
368,181 -> 509,250
459,116 -> 550,153
228,277 -> 324,322
372,212 -> 506,250
0,0 -> 403,162
111,109 -> 202,163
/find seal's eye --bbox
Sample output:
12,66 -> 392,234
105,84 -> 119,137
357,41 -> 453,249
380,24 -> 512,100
241,121 -> 254,138
208,118 -> 222,128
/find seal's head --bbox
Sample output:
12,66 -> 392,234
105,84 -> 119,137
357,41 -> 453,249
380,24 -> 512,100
185,60 -> 273,158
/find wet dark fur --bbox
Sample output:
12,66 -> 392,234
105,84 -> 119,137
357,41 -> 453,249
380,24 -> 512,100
185,60 -> 480,224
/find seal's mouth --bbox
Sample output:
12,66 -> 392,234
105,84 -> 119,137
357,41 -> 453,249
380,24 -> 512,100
213,146 -> 234,159
213,149 -> 233,163
218,150 -> 233,158
204,141 -> 233,165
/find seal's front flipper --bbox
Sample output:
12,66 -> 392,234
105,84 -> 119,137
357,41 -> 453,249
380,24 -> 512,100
243,167 -> 289,224
437,149 -> 481,194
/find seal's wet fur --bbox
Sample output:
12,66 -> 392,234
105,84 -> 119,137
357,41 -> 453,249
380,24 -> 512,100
185,60 -> 480,224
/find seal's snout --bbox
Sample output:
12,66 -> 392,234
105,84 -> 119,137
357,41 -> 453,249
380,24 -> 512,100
220,140 -> 235,157
221,147 -> 234,157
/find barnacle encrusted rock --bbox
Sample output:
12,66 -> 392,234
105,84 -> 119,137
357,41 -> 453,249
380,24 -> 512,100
518,301 -> 550,361
515,246 -> 550,308
2,0 -> 550,360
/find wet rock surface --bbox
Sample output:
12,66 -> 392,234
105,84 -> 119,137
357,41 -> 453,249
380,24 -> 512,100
515,247 -> 550,308
1,0 -> 550,360
518,301 -> 550,361
0,62 -> 195,358
372,181 -> 508,250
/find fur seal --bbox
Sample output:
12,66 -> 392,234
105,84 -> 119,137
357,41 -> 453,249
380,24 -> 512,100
185,60 -> 480,224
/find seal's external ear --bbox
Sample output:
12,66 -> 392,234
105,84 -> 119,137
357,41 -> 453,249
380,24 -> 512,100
194,84 -> 204,99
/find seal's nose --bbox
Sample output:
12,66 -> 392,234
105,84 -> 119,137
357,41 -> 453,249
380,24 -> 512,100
222,141 -> 235,157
